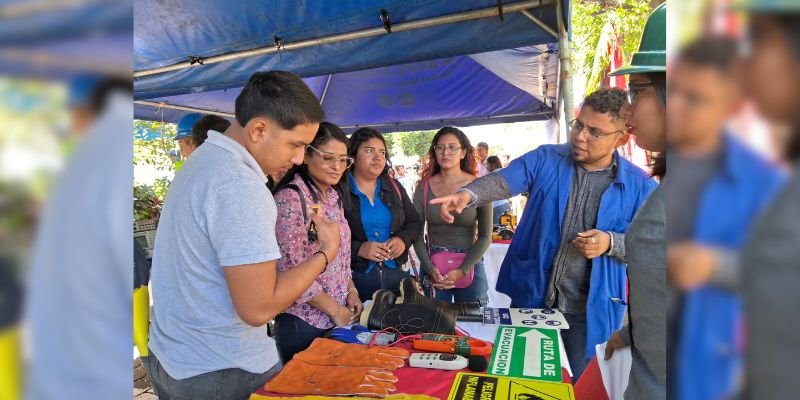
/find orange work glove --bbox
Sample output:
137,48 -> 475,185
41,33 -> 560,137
252,394 -> 438,400
294,338 -> 409,370
264,359 -> 398,398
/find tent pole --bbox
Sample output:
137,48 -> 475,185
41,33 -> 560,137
134,100 -> 234,118
134,0 -> 555,78
555,0 -> 575,125
519,9 -> 558,38
319,74 -> 333,105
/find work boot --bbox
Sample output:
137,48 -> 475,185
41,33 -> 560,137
360,297 -> 456,335
371,288 -> 397,306
397,277 -> 484,322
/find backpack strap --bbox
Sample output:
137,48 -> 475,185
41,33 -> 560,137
276,184 -> 308,223
386,176 -> 423,276
422,179 -> 431,257
386,177 -> 404,208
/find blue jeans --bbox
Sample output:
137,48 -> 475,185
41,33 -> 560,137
560,313 -> 589,381
144,351 -> 280,400
425,246 -> 489,305
272,313 -> 329,364
352,264 -> 411,303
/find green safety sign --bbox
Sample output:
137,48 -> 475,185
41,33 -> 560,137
488,326 -> 562,382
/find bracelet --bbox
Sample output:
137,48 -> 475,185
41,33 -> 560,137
606,231 -> 614,256
314,250 -> 329,272
346,287 -> 358,296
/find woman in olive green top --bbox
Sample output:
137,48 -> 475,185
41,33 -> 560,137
413,127 -> 493,304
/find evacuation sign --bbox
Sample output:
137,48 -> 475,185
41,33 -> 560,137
447,372 -> 575,400
483,308 -> 570,330
488,326 -> 562,382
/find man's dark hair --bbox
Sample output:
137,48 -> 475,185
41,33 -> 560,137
476,142 -> 489,149
234,70 -> 324,129
678,36 -> 738,73
583,88 -> 627,120
89,76 -> 132,115
191,115 -> 231,147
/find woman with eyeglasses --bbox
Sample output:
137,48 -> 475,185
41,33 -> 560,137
412,127 -> 492,304
343,128 -> 421,302
271,122 -> 360,363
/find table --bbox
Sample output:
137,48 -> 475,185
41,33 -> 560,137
255,323 -> 573,399
255,245 -> 580,399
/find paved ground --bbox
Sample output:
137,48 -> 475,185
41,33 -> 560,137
134,358 -> 157,399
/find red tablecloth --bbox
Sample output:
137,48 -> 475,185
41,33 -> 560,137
254,343 -> 573,399
573,356 -> 611,400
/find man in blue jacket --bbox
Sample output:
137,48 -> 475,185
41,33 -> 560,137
432,88 -> 656,379
666,37 -> 786,400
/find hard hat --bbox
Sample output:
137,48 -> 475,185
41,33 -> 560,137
67,73 -> 102,107
175,113 -> 203,140
610,3 -> 666,76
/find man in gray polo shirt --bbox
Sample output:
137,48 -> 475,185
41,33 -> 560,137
145,71 -> 340,400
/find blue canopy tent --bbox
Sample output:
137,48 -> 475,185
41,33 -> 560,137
133,0 -> 572,133
0,1 -> 133,80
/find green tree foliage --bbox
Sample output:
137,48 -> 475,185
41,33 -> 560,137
384,130 -> 436,160
133,119 -> 177,172
572,0 -> 665,95
133,120 -> 178,221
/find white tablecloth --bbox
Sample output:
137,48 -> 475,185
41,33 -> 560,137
482,243 -> 512,307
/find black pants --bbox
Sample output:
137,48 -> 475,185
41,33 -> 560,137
352,265 -> 411,303
272,313 -> 329,364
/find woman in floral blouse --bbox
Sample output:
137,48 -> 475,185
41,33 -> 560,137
272,122 -> 362,363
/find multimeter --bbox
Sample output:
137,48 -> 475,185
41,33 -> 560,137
412,333 -> 493,357
409,353 -> 469,370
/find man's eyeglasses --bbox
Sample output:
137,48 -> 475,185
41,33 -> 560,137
308,145 -> 354,169
433,144 -> 463,155
627,82 -> 655,105
569,119 -> 624,140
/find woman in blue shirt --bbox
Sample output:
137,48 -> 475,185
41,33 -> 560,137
343,128 -> 422,302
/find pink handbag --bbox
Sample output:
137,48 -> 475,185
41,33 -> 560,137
423,180 -> 474,289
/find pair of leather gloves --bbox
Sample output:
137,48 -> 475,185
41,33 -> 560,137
264,338 -> 410,398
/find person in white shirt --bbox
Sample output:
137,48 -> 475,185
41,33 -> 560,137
476,142 -> 489,177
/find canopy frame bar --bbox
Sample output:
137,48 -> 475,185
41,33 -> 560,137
133,100 -> 553,130
319,74 -> 333,105
134,100 -> 235,118
134,0 -> 555,78
338,111 -> 554,130
520,9 -> 558,38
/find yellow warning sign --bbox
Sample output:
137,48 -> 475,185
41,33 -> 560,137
447,372 -> 575,400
